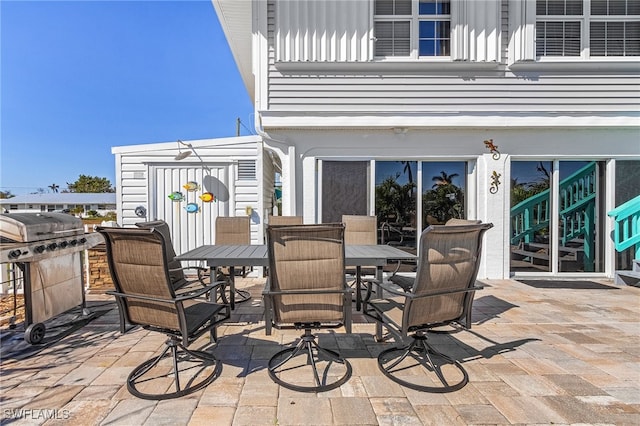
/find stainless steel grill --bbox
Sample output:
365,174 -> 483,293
0,212 -> 103,344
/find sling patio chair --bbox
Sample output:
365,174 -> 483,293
363,222 -> 492,392
98,226 -> 230,400
342,214 -> 378,310
263,223 -> 353,392
135,220 -> 210,292
267,215 -> 303,225
215,216 -> 252,305
389,218 -> 482,298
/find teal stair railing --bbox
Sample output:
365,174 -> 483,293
608,195 -> 640,259
510,190 -> 550,245
511,162 -> 597,271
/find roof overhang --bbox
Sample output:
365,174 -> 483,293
211,0 -> 254,102
111,135 -> 263,154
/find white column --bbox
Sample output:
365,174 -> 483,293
477,153 -> 510,279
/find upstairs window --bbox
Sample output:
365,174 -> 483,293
374,0 -> 451,58
536,0 -> 640,58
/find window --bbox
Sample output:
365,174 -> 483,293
536,0 -> 640,58
374,0 -> 451,58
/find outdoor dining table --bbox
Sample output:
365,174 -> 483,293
176,244 -> 415,310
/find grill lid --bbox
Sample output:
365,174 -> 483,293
0,212 -> 84,243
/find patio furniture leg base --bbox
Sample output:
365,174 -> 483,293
127,338 -> 221,400
377,332 -> 468,393
268,330 -> 352,393
233,289 -> 252,304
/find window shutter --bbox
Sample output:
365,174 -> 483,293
374,21 -> 411,56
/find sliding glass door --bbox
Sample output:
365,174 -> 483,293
375,161 -> 417,249
510,160 -> 605,274
321,159 -> 469,253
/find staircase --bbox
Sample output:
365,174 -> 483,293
510,162 -> 596,272
608,195 -> 640,286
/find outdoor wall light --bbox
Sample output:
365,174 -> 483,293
174,140 -> 211,172
174,140 -> 193,160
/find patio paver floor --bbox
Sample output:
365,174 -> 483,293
1,276 -> 638,425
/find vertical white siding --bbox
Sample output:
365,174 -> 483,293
152,165 -> 226,255
113,137 -> 263,249
508,0 -> 536,62
275,0 -> 371,62
452,0 -> 502,62
264,0 -> 639,117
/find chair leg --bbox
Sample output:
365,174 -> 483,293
377,331 -> 468,393
217,268 -> 251,309
375,321 -> 384,342
268,329 -> 352,392
127,337 -> 222,400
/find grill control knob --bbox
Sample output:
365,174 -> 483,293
69,239 -> 78,246
59,241 -> 68,249
8,250 -> 22,259
78,238 -> 87,244
34,245 -> 45,254
47,243 -> 58,251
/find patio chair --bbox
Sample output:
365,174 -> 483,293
268,215 -> 303,225
342,214 -> 378,310
263,223 -> 353,392
135,220 -> 209,292
215,216 -> 252,304
97,226 -> 230,400
363,222 -> 492,392
389,218 -> 482,295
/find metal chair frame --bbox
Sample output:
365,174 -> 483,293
98,226 -> 230,400
263,224 -> 353,392
364,223 -> 492,393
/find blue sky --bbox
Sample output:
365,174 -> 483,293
1,0 -> 253,195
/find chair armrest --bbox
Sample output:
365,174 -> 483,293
174,280 -> 228,301
169,266 -> 208,275
106,290 -> 175,304
362,278 -> 407,298
408,284 -> 484,300
263,288 -> 353,296
107,280 -> 227,304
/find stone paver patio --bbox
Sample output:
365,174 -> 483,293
1,276 -> 639,425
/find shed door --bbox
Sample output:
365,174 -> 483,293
151,165 -> 229,255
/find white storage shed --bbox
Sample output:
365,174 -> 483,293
112,136 -> 278,254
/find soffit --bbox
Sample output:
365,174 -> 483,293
211,0 -> 254,101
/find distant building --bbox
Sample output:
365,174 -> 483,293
0,193 -> 116,217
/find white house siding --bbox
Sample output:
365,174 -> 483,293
212,1 -> 640,279
265,0 -> 639,122
262,127 -> 639,280
112,136 -> 265,252
266,73 -> 639,113
274,0 -> 371,63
